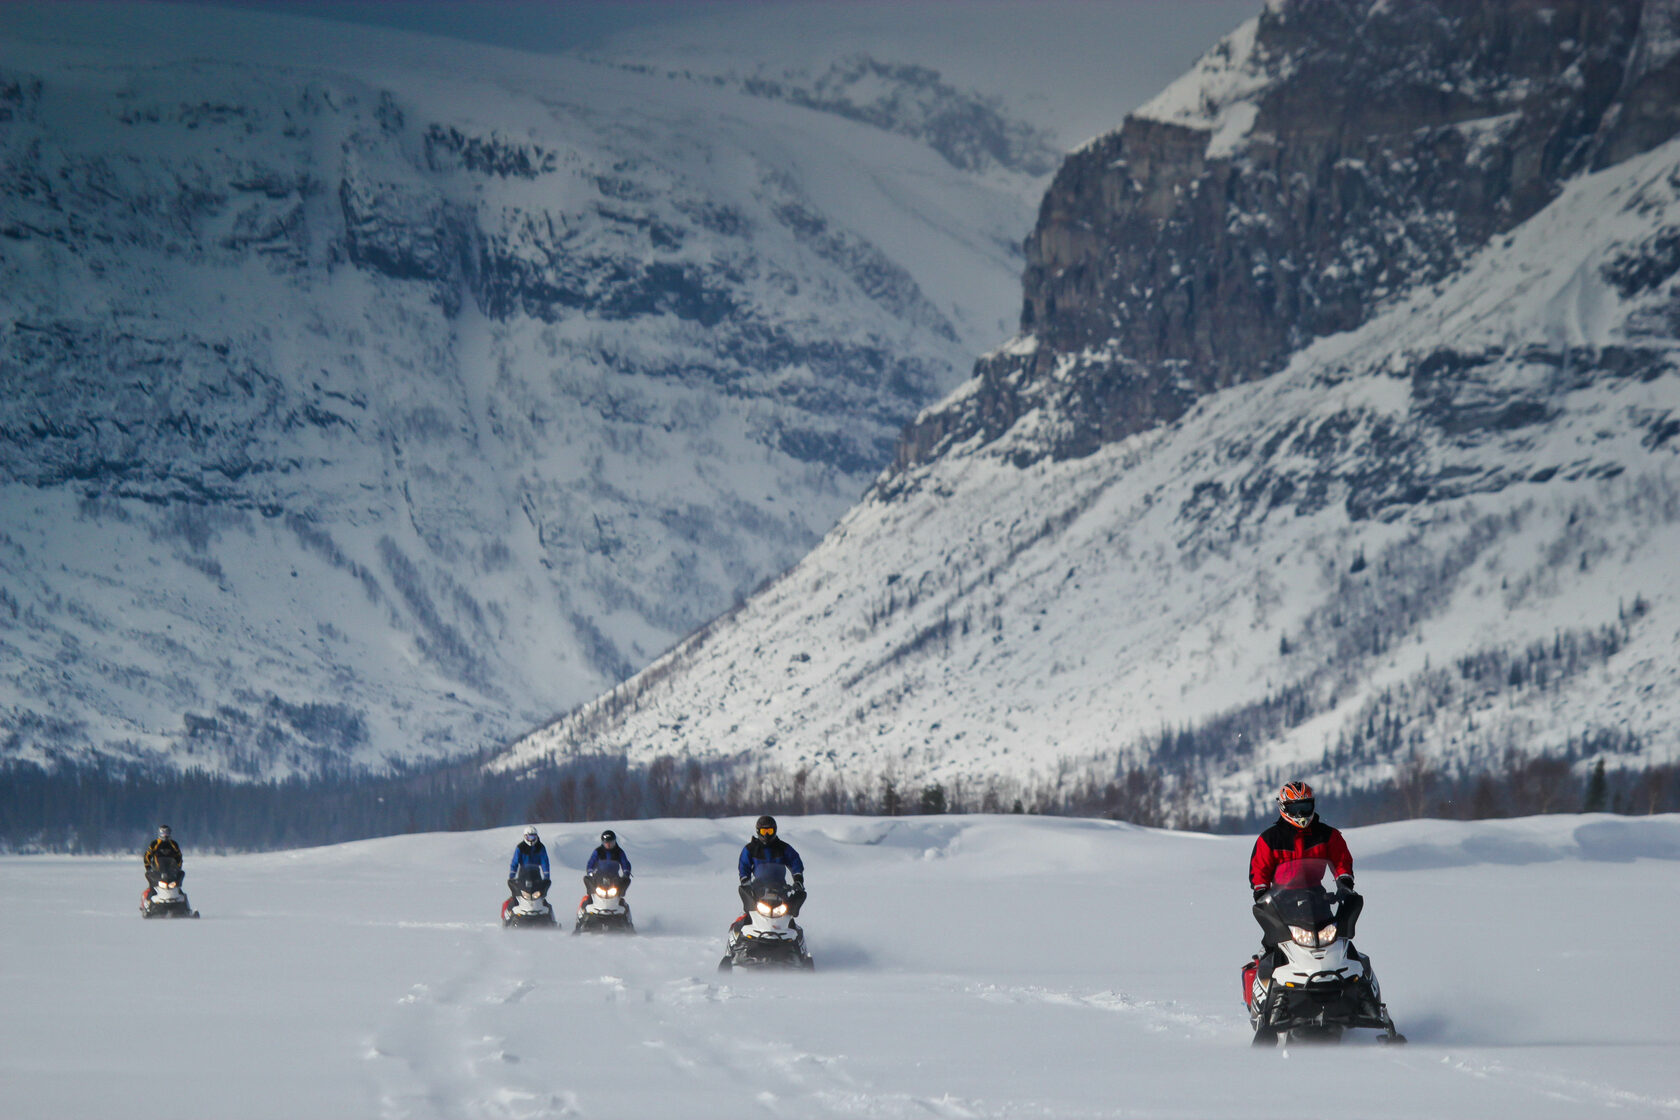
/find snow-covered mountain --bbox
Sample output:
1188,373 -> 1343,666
1,3 -> 1239,776
501,0 -> 1680,817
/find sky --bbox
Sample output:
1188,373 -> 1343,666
176,0 -> 666,53
158,0 -> 1264,148
173,1 -> 1260,61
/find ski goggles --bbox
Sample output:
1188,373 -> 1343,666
1281,798 -> 1315,818
757,827 -> 776,837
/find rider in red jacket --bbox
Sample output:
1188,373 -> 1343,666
1249,781 -> 1354,896
1249,781 -> 1362,948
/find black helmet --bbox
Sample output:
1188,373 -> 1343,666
157,825 -> 172,840
600,829 -> 616,845
755,815 -> 777,839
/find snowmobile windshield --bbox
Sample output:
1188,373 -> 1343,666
593,860 -> 624,881
749,862 -> 792,895
154,855 -> 182,876
1269,885 -> 1337,929
514,865 -> 545,889
1269,857 -> 1332,891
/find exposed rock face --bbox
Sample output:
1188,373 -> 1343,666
897,0 -> 1680,472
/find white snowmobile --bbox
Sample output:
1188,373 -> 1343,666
718,862 -> 812,972
140,854 -> 199,919
573,858 -> 634,934
501,863 -> 556,929
1245,859 -> 1403,1046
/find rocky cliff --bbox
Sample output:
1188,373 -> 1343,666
897,0 -> 1680,471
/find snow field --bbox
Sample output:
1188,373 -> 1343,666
3,814 -> 1679,1118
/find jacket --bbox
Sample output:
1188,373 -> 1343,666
509,840 -> 551,878
586,845 -> 631,875
738,836 -> 803,881
1249,816 -> 1352,892
144,837 -> 183,870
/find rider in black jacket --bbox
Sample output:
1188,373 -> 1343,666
142,825 -> 185,903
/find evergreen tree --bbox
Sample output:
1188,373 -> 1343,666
880,779 -> 902,817
1582,757 -> 1608,813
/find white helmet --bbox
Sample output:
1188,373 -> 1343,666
522,826 -> 539,844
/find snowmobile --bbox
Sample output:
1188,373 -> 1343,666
1244,859 -> 1403,1046
718,862 -> 813,972
140,854 -> 199,919
501,863 -> 556,929
573,858 -> 635,934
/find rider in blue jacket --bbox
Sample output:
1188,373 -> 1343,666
736,815 -> 805,919
507,825 -> 551,902
584,829 -> 632,894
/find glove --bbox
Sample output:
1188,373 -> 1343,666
1336,874 -> 1355,893
792,874 -> 804,887
739,876 -> 750,886
1252,886 -> 1267,902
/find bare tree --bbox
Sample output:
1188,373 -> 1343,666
1395,748 -> 1436,818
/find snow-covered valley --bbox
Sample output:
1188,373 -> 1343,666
4,812 -> 1678,1118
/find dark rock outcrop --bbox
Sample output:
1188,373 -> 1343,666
896,0 -> 1680,472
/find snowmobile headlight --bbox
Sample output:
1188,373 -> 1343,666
756,901 -> 773,916
1289,924 -> 1338,947
772,903 -> 788,917
607,886 -> 618,897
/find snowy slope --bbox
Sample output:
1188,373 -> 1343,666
4,813 -> 1678,1118
2,2 -> 1173,776
501,134 -> 1680,813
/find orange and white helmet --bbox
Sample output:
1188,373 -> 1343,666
1278,781 -> 1315,828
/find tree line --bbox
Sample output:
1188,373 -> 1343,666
3,740 -> 1674,854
